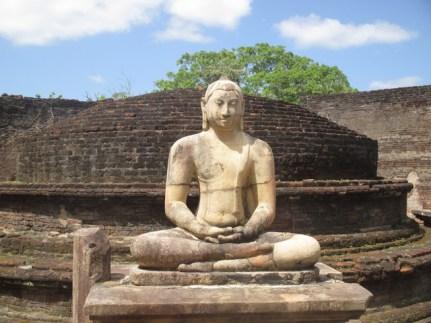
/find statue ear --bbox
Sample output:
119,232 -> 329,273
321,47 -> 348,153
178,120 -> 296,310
201,98 -> 209,130
240,99 -> 245,131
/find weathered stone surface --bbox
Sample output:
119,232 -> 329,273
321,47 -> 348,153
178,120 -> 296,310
0,95 -> 93,182
85,280 -> 372,322
322,227 -> 431,285
72,227 -> 111,323
0,290 -> 71,323
302,85 -> 431,210
129,266 -> 318,286
315,262 -> 343,281
131,80 -> 320,272
0,179 -> 412,234
1,85 -> 429,322
361,299 -> 431,323
11,89 -> 377,185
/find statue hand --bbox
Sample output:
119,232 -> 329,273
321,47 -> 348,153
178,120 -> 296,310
212,225 -> 245,243
233,226 -> 245,234
206,226 -> 233,237
217,232 -> 243,243
204,236 -> 220,244
192,225 -> 233,243
243,224 -> 259,240
202,227 -> 235,244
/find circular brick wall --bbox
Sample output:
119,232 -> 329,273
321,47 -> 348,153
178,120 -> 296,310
16,89 -> 377,184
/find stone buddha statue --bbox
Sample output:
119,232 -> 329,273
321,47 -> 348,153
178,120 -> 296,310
131,79 -> 320,272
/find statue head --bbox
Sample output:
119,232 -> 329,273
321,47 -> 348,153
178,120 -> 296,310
201,79 -> 244,131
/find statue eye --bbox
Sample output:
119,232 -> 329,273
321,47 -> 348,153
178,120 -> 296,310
216,100 -> 223,105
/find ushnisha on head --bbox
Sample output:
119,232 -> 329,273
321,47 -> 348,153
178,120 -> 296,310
201,78 -> 245,131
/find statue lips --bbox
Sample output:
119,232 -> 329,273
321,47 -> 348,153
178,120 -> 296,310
217,117 -> 233,128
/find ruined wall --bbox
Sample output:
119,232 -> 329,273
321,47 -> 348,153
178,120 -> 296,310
302,85 -> 431,210
14,90 -> 377,184
0,94 -> 93,142
0,95 -> 93,181
0,95 -> 94,183
0,179 -> 411,235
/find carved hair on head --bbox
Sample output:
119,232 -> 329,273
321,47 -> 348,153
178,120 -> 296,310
203,78 -> 244,103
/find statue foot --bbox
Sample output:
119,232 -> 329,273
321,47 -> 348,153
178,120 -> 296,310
178,253 -> 276,272
178,259 -> 253,272
214,253 -> 275,271
178,261 -> 215,272
224,241 -> 273,259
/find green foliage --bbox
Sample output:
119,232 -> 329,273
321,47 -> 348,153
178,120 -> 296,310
92,93 -> 107,101
34,92 -> 62,99
111,91 -> 130,100
155,43 -> 356,103
48,92 -> 63,99
86,76 -> 132,102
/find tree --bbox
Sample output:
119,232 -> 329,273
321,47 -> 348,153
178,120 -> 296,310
155,43 -> 356,103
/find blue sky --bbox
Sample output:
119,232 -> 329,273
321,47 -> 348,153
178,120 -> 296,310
0,0 -> 430,100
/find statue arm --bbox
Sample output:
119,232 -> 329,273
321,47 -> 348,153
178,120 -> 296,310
243,140 -> 276,239
165,139 -> 232,240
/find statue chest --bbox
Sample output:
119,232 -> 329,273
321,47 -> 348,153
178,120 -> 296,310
195,143 -> 251,188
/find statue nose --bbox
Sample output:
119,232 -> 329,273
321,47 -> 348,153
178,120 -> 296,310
221,105 -> 230,117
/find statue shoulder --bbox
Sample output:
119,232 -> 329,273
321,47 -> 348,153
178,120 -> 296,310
247,135 -> 274,160
169,134 -> 200,157
247,135 -> 275,184
167,134 -> 199,185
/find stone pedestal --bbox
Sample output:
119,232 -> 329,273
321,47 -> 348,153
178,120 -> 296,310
83,263 -> 371,323
85,280 -> 371,323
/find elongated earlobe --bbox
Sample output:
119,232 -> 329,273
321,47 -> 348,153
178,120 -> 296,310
202,111 -> 209,130
240,101 -> 245,130
201,98 -> 209,130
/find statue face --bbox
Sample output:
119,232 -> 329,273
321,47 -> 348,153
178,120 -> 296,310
204,89 -> 243,131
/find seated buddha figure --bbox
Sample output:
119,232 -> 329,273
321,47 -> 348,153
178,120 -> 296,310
131,79 -> 320,272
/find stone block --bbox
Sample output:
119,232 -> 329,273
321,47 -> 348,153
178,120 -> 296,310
84,279 -> 372,323
315,262 -> 343,281
73,227 -> 111,323
129,265 -> 319,286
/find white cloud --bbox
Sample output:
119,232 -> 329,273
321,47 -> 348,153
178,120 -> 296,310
369,76 -> 421,90
0,0 -> 164,45
164,0 -> 251,29
156,0 -> 251,43
0,0 -> 251,45
276,14 -> 415,49
88,74 -> 105,84
155,18 -> 212,43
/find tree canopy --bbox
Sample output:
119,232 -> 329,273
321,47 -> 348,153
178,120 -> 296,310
155,43 -> 356,103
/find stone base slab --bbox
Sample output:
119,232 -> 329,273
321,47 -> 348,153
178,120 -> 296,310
85,280 -> 372,323
129,266 -> 319,286
127,262 -> 341,286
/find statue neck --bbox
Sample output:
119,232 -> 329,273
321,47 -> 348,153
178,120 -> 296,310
208,127 -> 242,143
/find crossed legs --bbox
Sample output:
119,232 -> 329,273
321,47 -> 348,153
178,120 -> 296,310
131,228 -> 320,271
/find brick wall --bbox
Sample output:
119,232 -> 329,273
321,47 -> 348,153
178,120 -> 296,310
302,85 -> 431,209
0,179 -> 411,235
14,89 -> 377,184
0,95 -> 93,181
